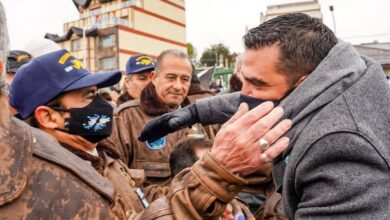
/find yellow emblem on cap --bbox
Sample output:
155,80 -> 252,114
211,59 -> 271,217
71,59 -> 83,69
58,52 -> 73,64
58,52 -> 84,70
136,56 -> 153,65
16,54 -> 30,62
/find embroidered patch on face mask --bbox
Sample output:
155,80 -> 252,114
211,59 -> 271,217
145,137 -> 166,150
82,114 -> 111,132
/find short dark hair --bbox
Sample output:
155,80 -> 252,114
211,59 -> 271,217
243,13 -> 338,83
99,91 -> 112,102
169,138 -> 212,177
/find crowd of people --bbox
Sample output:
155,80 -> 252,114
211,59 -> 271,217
1,2 -> 389,219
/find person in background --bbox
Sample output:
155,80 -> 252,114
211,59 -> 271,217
229,54 -> 243,93
5,50 -> 32,115
109,86 -> 120,103
99,86 -> 121,108
209,77 -> 226,93
169,138 -> 213,177
117,54 -> 155,106
6,50 -> 32,85
99,88 -> 116,108
110,49 -> 216,202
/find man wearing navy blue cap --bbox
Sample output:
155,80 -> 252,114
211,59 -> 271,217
117,54 -> 155,106
0,4 -> 122,218
8,49 -> 292,219
9,49 -> 157,215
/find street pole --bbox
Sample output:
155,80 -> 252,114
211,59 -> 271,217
329,5 -> 336,35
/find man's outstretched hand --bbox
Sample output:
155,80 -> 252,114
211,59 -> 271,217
138,103 -> 199,142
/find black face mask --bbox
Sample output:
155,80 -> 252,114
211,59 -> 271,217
239,93 -> 280,110
53,94 -> 114,143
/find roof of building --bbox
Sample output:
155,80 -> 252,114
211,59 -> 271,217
354,44 -> 390,65
45,27 -> 98,43
360,42 -> 390,51
72,0 -> 114,10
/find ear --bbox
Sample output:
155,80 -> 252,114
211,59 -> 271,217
124,76 -> 131,89
151,70 -> 158,86
149,71 -> 155,79
34,106 -> 62,129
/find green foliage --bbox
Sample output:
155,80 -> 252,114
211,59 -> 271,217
200,43 -> 232,67
187,43 -> 196,59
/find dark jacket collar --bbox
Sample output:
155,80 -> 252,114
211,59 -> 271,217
59,139 -> 120,175
188,83 -> 214,96
140,82 -> 190,116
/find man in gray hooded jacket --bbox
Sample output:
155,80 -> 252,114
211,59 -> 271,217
140,13 -> 390,219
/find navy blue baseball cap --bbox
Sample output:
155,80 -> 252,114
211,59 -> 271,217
125,54 -> 155,75
10,49 -> 122,119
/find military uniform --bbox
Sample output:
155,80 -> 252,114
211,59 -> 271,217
0,117 -> 126,219
0,117 -> 260,219
5,49 -> 258,219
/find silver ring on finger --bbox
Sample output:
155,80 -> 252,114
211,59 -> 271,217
258,138 -> 270,150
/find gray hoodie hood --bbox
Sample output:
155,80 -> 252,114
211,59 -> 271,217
280,41 -> 366,127
273,42 -> 371,190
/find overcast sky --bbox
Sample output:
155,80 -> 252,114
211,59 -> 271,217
3,0 -> 390,57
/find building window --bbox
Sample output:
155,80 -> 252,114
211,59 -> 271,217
71,39 -> 81,51
99,34 -> 116,48
100,57 -> 116,70
118,16 -> 129,26
122,0 -> 141,7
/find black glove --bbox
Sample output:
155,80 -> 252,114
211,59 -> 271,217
138,103 -> 199,142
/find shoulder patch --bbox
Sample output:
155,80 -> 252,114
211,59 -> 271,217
145,137 -> 166,150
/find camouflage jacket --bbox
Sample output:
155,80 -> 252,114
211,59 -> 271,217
0,117 -> 124,219
1,118 -> 261,219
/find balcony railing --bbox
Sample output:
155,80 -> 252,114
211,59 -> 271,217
80,0 -> 138,19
